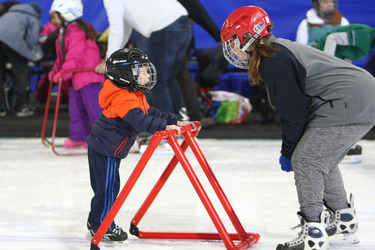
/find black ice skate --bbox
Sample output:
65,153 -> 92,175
87,222 -> 128,242
276,212 -> 329,250
324,193 -> 359,245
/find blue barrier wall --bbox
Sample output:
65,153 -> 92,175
17,0 -> 375,66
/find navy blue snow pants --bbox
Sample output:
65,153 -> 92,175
87,147 -> 121,231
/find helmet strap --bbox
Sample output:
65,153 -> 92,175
244,38 -> 261,58
241,23 -> 266,52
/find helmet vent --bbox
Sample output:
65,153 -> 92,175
240,15 -> 249,20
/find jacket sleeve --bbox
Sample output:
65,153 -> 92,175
148,107 -> 180,125
26,17 -> 42,50
122,108 -> 168,134
177,0 -> 221,42
103,0 -> 131,59
260,47 -> 309,159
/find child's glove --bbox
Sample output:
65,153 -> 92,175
279,155 -> 293,172
53,70 -> 72,84
52,71 -> 61,83
48,69 -> 58,82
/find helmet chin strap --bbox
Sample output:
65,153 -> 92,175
244,38 -> 261,57
241,23 -> 266,52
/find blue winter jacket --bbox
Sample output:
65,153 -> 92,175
87,79 -> 179,159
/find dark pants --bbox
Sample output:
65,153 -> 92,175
131,16 -> 192,114
88,147 -> 121,231
176,50 -> 204,121
0,41 -> 30,109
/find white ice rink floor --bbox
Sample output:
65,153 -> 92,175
1,137 -> 374,250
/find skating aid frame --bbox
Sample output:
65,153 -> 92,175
90,122 -> 260,249
40,68 -> 94,156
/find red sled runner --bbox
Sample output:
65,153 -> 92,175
90,122 -> 260,250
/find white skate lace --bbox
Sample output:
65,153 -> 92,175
290,224 -> 301,231
325,210 -> 339,229
111,226 -> 123,235
288,223 -> 308,246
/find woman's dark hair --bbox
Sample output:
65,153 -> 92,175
247,35 -> 278,84
76,18 -> 97,40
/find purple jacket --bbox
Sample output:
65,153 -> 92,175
52,22 -> 104,90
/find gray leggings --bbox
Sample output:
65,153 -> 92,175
291,123 -> 375,222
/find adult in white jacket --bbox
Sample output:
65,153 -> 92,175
96,0 -> 192,116
295,0 -> 349,46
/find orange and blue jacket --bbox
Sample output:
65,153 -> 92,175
86,79 -> 179,158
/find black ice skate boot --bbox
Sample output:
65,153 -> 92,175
324,194 -> 359,245
276,212 -> 329,250
87,221 -> 128,242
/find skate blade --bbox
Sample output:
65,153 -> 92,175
341,155 -> 362,164
86,232 -> 129,247
96,240 -> 129,247
329,233 -> 359,246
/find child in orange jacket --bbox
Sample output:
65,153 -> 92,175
86,48 -> 190,241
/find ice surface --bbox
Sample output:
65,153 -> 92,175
0,138 -> 374,250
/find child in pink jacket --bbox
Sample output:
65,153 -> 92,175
48,0 -> 104,149
40,11 -> 61,37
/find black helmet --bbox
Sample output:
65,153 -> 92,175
105,48 -> 157,92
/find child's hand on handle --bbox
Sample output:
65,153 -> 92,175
166,125 -> 181,134
95,60 -> 106,74
167,121 -> 198,135
177,121 -> 192,126
177,121 -> 198,130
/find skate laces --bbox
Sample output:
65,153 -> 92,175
288,215 -> 309,246
324,210 -> 339,229
290,224 -> 301,231
111,225 -> 124,235
288,224 -> 309,246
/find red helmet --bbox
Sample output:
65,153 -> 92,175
220,6 -> 272,69
221,5 -> 272,47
